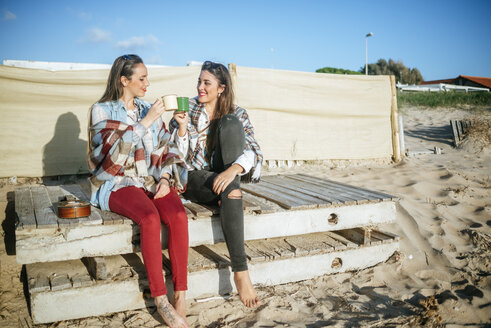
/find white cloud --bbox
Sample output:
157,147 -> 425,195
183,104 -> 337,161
116,35 -> 161,49
83,27 -> 111,43
3,9 -> 16,20
78,11 -> 92,20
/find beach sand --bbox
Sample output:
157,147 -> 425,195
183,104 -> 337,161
0,106 -> 489,327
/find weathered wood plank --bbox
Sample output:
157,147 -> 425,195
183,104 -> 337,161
15,187 -> 36,229
183,202 -> 213,218
321,233 -> 348,251
241,183 -> 309,209
30,187 -> 58,229
450,120 -> 460,146
183,206 -> 196,220
292,174 -> 379,203
100,210 -> 124,225
82,257 -> 107,280
456,120 -> 464,142
244,242 -> 268,262
262,238 -> 296,258
284,233 -> 334,256
193,245 -> 229,268
61,184 -> 90,202
187,247 -> 219,272
71,273 -> 93,288
199,203 -> 220,215
50,274 -> 71,291
326,231 -> 358,249
257,180 -> 327,208
259,177 -> 335,206
336,228 -> 381,246
296,174 -> 396,201
28,273 -> 50,293
372,229 -> 400,241
202,243 -> 231,268
287,175 -> 369,205
242,198 -> 261,213
246,239 -> 294,260
57,217 -> 80,227
263,175 -> 347,205
241,192 -> 276,214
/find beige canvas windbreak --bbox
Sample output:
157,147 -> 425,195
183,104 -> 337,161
0,65 -> 394,178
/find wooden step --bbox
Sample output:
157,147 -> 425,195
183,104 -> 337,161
15,181 -> 397,264
26,229 -> 399,324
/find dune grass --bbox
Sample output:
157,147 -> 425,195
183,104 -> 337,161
397,91 -> 491,108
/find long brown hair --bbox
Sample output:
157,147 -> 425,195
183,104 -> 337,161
201,61 -> 235,159
98,54 -> 144,103
87,54 -> 143,161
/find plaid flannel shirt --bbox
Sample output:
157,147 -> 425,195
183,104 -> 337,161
170,97 -> 263,182
88,99 -> 187,210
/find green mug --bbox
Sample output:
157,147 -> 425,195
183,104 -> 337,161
176,97 -> 189,112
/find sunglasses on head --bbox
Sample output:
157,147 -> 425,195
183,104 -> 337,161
202,61 -> 222,69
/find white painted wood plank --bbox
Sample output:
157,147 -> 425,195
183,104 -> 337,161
188,201 -> 396,247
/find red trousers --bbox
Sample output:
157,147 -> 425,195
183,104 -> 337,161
108,186 -> 189,297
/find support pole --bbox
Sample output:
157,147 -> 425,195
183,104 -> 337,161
390,75 -> 402,162
228,63 -> 237,99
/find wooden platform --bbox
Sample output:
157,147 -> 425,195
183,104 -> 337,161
26,229 -> 399,324
15,174 -> 398,264
15,174 -> 400,324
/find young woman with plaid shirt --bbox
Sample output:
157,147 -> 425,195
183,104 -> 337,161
87,54 -> 189,328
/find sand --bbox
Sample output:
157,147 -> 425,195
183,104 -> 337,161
0,106 -> 490,327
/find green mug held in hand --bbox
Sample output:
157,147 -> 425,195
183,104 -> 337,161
176,97 -> 189,112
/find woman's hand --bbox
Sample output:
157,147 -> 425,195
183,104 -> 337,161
173,111 -> 189,137
141,98 -> 165,128
213,164 -> 244,194
154,177 -> 171,199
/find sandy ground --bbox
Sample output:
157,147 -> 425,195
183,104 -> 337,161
1,106 -> 490,327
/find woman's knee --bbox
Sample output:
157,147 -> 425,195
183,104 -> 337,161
220,115 -> 243,135
139,211 -> 161,231
227,189 -> 242,199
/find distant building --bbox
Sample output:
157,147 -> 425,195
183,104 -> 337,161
420,75 -> 491,89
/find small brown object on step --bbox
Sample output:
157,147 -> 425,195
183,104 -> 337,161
57,195 -> 91,218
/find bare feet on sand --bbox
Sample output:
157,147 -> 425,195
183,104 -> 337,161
234,270 -> 261,308
155,295 -> 188,328
171,291 -> 187,318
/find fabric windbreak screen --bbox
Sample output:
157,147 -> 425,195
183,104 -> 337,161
0,65 -> 200,178
234,66 -> 393,161
0,64 -> 394,178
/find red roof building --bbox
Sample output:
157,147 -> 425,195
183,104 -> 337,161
420,75 -> 491,89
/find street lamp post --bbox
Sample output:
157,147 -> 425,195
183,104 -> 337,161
365,32 -> 373,75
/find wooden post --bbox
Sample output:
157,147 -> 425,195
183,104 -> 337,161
390,75 -> 402,162
228,63 -> 237,100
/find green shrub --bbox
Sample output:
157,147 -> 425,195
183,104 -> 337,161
316,67 -> 362,75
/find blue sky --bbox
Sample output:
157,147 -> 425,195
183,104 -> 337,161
1,0 -> 490,80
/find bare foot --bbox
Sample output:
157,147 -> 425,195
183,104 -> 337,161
171,291 -> 187,318
155,295 -> 188,328
234,270 -> 261,308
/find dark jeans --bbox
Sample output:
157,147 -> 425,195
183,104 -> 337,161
183,115 -> 248,272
